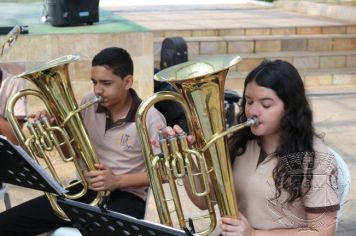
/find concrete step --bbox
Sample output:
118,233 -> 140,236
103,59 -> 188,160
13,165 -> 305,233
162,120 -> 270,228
184,50 -> 356,73
154,34 -> 356,60
154,25 -> 356,38
225,67 -> 356,90
154,45 -> 356,88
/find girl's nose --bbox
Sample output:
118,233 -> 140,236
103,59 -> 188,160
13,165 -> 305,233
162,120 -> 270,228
246,104 -> 260,117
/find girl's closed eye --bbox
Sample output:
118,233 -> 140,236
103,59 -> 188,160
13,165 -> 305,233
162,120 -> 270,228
261,102 -> 272,108
260,98 -> 274,109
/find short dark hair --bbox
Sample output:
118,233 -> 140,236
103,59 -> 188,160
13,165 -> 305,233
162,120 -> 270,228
92,47 -> 134,78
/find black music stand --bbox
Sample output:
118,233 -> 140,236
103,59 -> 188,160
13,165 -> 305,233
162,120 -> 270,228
57,198 -> 194,236
0,136 -> 66,195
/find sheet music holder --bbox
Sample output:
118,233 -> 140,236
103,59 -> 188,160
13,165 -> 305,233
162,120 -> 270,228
0,136 -> 66,195
57,198 -> 194,236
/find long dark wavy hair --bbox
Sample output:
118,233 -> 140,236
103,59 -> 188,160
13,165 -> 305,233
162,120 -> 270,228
228,60 -> 316,203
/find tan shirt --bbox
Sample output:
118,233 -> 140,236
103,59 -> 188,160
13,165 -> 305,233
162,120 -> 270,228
0,70 -> 26,118
80,90 -> 166,200
232,138 -> 340,230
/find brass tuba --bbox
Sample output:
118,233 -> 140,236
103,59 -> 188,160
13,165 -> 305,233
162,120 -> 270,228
136,55 -> 258,235
5,55 -> 108,220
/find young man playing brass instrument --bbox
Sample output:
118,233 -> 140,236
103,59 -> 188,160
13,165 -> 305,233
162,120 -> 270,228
0,47 -> 166,236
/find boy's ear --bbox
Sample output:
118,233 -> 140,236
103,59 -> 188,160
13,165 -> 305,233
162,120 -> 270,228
123,75 -> 133,89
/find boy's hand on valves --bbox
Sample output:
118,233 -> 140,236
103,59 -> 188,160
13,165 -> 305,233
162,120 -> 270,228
28,110 -> 56,123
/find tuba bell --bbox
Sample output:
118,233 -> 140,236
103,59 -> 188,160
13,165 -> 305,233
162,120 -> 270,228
136,55 -> 258,235
5,55 -> 108,220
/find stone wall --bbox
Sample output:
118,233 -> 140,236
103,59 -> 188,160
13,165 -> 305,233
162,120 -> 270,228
0,31 -> 154,113
276,0 -> 356,5
275,0 -> 356,21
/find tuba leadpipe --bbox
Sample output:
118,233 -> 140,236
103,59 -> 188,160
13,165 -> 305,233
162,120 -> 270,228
5,55 -> 108,220
136,55 -> 258,235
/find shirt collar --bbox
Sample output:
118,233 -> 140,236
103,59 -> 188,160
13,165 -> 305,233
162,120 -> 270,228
96,88 -> 142,129
256,139 -> 276,167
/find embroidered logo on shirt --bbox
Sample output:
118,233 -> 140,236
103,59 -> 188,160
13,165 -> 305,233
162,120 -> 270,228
120,134 -> 133,150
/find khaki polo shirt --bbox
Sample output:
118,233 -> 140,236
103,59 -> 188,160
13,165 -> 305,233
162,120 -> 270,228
80,90 -> 166,200
0,71 -> 27,118
232,138 -> 340,230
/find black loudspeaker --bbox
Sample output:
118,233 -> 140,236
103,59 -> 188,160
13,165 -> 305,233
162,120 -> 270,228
47,0 -> 99,26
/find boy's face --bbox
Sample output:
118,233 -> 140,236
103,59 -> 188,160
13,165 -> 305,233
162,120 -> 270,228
91,65 -> 132,111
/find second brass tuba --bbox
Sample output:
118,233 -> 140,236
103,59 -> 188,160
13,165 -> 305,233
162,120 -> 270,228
5,55 -> 108,220
136,55 -> 258,235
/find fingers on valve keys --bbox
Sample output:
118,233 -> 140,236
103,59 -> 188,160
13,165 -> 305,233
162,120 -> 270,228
158,125 -> 186,140
157,125 -> 196,147
27,110 -> 55,123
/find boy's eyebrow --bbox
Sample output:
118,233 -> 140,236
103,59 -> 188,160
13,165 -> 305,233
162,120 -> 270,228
90,78 -> 112,83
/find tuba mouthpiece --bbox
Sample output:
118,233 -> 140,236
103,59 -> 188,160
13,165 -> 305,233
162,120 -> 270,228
93,95 -> 103,103
247,116 -> 259,127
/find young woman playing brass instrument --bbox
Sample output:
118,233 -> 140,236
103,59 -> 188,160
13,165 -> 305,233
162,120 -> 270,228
163,59 -> 339,236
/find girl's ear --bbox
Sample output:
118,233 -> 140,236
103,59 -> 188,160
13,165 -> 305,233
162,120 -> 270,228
122,74 -> 133,90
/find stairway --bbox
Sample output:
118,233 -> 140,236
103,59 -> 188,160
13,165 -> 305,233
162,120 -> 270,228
154,25 -> 356,91
105,1 -> 356,91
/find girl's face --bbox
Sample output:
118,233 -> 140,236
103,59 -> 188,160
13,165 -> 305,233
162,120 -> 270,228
244,81 -> 285,139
